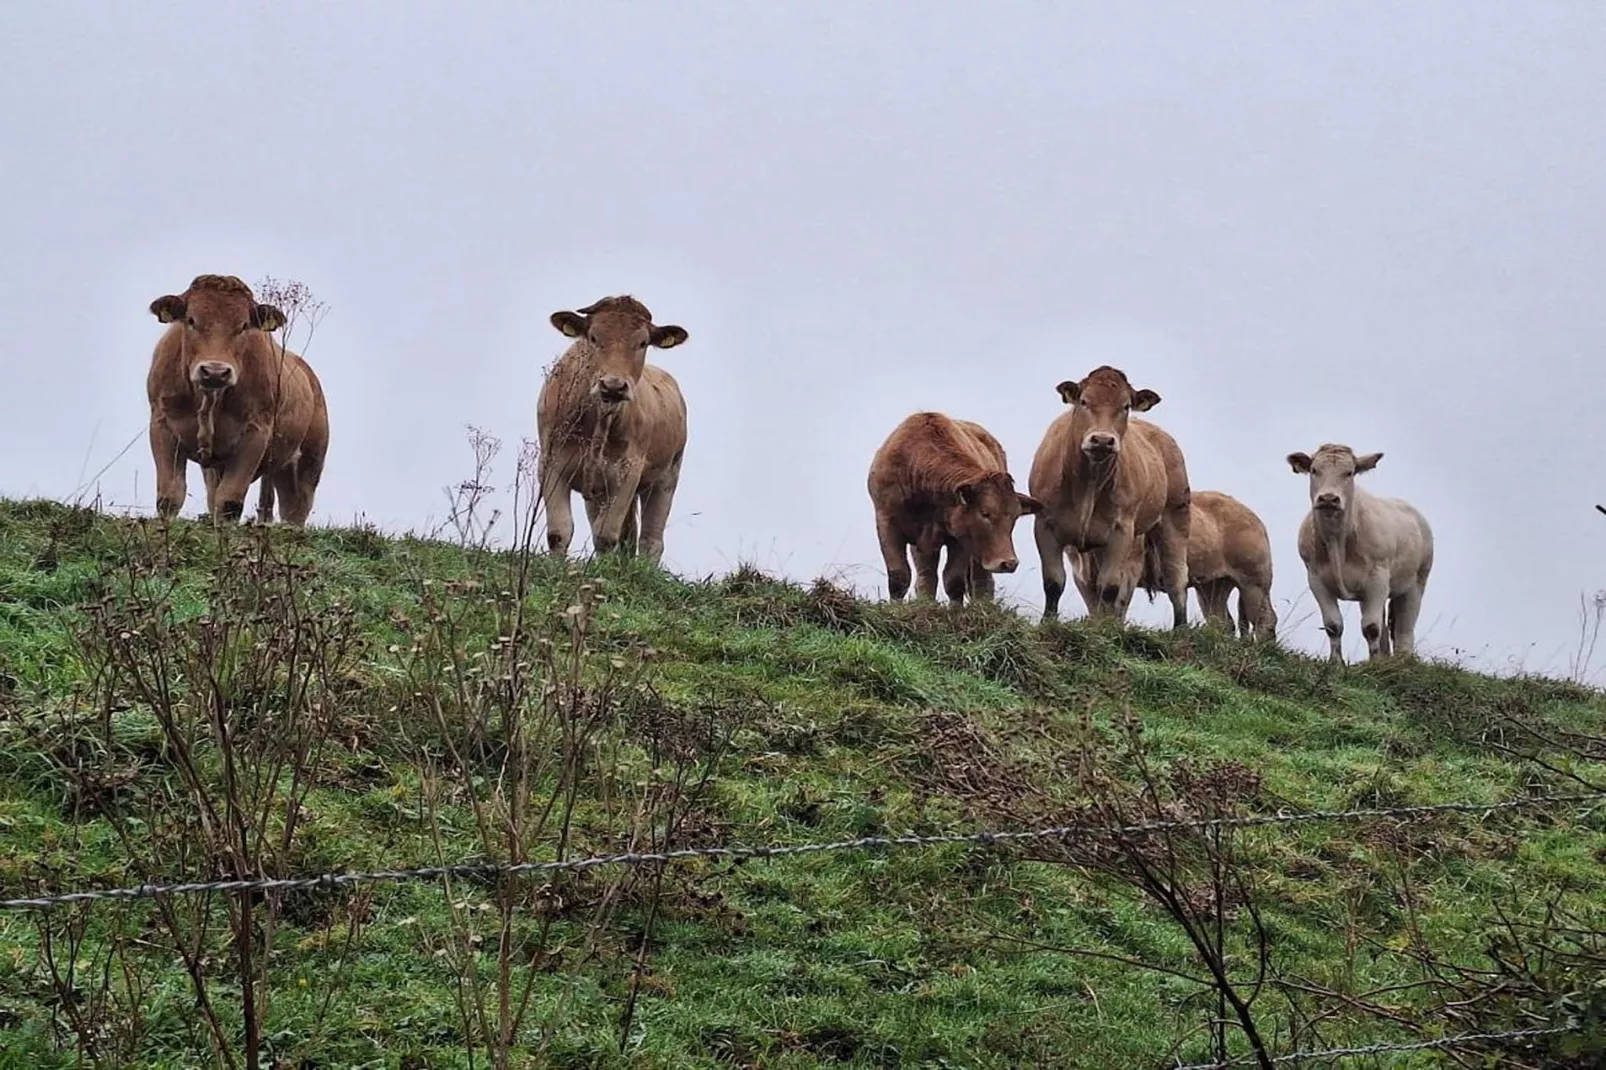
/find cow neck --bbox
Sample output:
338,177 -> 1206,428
195,390 -> 222,466
1068,445 -> 1119,541
1312,491 -> 1362,600
588,406 -> 622,461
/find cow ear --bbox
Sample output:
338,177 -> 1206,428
650,324 -> 688,349
1016,493 -> 1044,516
550,311 -> 588,338
1055,380 -> 1081,405
150,295 -> 186,323
1131,389 -> 1161,412
1287,452 -> 1313,474
1355,452 -> 1383,473
251,303 -> 286,332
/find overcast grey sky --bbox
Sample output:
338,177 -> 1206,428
3,2 -> 1603,675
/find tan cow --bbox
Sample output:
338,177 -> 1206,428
146,274 -> 329,525
867,412 -> 1042,606
1072,490 -> 1277,638
1028,365 -> 1191,626
537,295 -> 689,563
1287,444 -> 1434,662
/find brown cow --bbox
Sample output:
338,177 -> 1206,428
867,412 -> 1042,606
1072,489 -> 1277,638
146,274 -> 329,525
1028,365 -> 1191,626
537,295 -> 689,563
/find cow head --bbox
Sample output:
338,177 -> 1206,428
150,274 -> 284,392
1287,444 -> 1382,518
549,295 -> 687,409
1056,365 -> 1161,463
944,473 -> 1043,574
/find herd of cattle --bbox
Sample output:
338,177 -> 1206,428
142,274 -> 1436,664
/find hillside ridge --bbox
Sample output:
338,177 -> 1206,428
0,498 -> 1602,1069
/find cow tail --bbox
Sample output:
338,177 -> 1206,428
1142,536 -> 1165,603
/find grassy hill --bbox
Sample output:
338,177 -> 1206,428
0,497 -> 1602,1069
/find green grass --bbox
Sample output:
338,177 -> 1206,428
0,497 -> 1603,1069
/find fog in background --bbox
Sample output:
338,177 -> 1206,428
2,2 -> 1603,676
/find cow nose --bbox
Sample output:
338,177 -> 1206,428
992,558 -> 1019,574
1084,433 -> 1117,453
193,362 -> 235,386
1316,492 -> 1341,507
596,375 -> 631,400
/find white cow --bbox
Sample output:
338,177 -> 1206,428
1287,444 -> 1434,662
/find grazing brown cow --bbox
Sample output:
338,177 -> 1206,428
867,412 -> 1042,606
537,295 -> 689,563
1028,366 -> 1191,626
1288,444 -> 1434,662
145,274 -> 329,525
1073,490 -> 1277,638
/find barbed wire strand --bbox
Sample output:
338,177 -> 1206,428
1172,1025 -> 1576,1068
2,791 -> 1600,911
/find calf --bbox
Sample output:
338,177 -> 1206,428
537,295 -> 689,564
1028,366 -> 1191,626
867,412 -> 1042,606
1287,444 -> 1434,662
1074,490 -> 1276,638
146,274 -> 329,525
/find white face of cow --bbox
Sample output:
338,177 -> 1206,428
1287,445 -> 1383,518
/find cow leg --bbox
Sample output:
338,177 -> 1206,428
619,498 -> 640,555
210,433 -> 271,525
1359,576 -> 1391,660
256,474 -> 277,525
1094,524 -> 1139,622
969,560 -> 997,603
1071,549 -> 1101,617
1237,583 -> 1274,641
538,455 -> 576,556
150,419 -> 188,520
911,543 -> 941,601
1198,579 -> 1233,631
941,547 -> 970,606
1310,569 -> 1346,663
875,513 -> 913,601
593,458 -> 646,555
1153,513 -> 1191,631
274,442 -> 326,528
202,467 -> 223,521
1389,585 -> 1424,658
1034,516 -> 1068,621
636,457 -> 682,565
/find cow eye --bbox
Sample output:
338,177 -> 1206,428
185,316 -> 196,328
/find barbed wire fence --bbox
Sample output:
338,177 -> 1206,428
3,789 -> 1602,1067
3,790 -> 1601,912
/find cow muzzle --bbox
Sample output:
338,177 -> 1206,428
593,375 -> 632,405
983,557 -> 1019,574
1314,492 -> 1343,512
191,361 -> 237,390
1081,432 -> 1119,460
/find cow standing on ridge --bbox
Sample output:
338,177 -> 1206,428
867,412 -> 1042,606
1287,444 -> 1434,662
1028,366 -> 1192,627
145,274 -> 329,526
1073,489 -> 1276,638
537,296 -> 689,564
